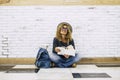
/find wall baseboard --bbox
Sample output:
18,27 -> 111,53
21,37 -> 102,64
0,57 -> 120,64
77,57 -> 120,64
0,0 -> 10,4
1,0 -> 120,5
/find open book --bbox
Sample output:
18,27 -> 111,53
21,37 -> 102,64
57,45 -> 76,56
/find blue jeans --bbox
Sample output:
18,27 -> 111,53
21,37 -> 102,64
49,53 -> 80,68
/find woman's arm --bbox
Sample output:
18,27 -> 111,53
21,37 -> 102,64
52,38 -> 61,53
69,39 -> 75,49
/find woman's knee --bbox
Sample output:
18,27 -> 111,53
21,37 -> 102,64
49,53 -> 61,63
74,53 -> 81,62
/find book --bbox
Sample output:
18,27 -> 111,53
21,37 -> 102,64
57,45 -> 76,56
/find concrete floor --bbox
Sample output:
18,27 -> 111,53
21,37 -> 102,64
0,64 -> 120,80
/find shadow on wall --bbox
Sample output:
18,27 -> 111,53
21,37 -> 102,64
0,0 -> 10,4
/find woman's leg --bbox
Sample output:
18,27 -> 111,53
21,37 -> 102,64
61,53 -> 81,67
49,53 -> 61,63
49,53 -> 66,67
49,53 -> 81,68
73,53 -> 81,62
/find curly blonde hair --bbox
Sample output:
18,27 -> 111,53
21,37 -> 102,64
56,22 -> 73,42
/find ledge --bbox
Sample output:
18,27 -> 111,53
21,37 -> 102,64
0,0 -> 120,6
0,57 -> 120,64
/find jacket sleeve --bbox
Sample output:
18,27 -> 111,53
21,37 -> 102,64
52,37 -> 58,54
70,39 -> 75,49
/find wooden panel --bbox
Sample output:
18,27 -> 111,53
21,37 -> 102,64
0,0 -> 10,4
0,0 -> 120,5
0,58 -> 35,64
0,57 -> 120,64
77,57 -> 120,64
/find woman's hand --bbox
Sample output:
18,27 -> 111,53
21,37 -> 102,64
64,54 -> 70,58
55,47 -> 61,53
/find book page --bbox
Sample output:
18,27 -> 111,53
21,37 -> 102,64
57,45 -> 76,56
64,49 -> 76,56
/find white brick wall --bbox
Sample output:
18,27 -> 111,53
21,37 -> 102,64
0,6 -> 120,58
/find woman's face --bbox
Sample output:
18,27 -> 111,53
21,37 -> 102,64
60,25 -> 68,35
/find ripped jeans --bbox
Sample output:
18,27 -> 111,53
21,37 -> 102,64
49,53 -> 81,68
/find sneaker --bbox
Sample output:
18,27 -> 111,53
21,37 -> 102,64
35,68 -> 39,73
51,62 -> 55,67
72,63 -> 77,68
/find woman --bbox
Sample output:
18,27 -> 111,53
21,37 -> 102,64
50,22 -> 80,68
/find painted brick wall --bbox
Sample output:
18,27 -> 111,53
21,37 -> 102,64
0,6 -> 120,58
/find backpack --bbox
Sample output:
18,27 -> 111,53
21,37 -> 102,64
35,48 -> 51,68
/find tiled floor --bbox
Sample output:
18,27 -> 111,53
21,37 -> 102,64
0,64 -> 120,80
